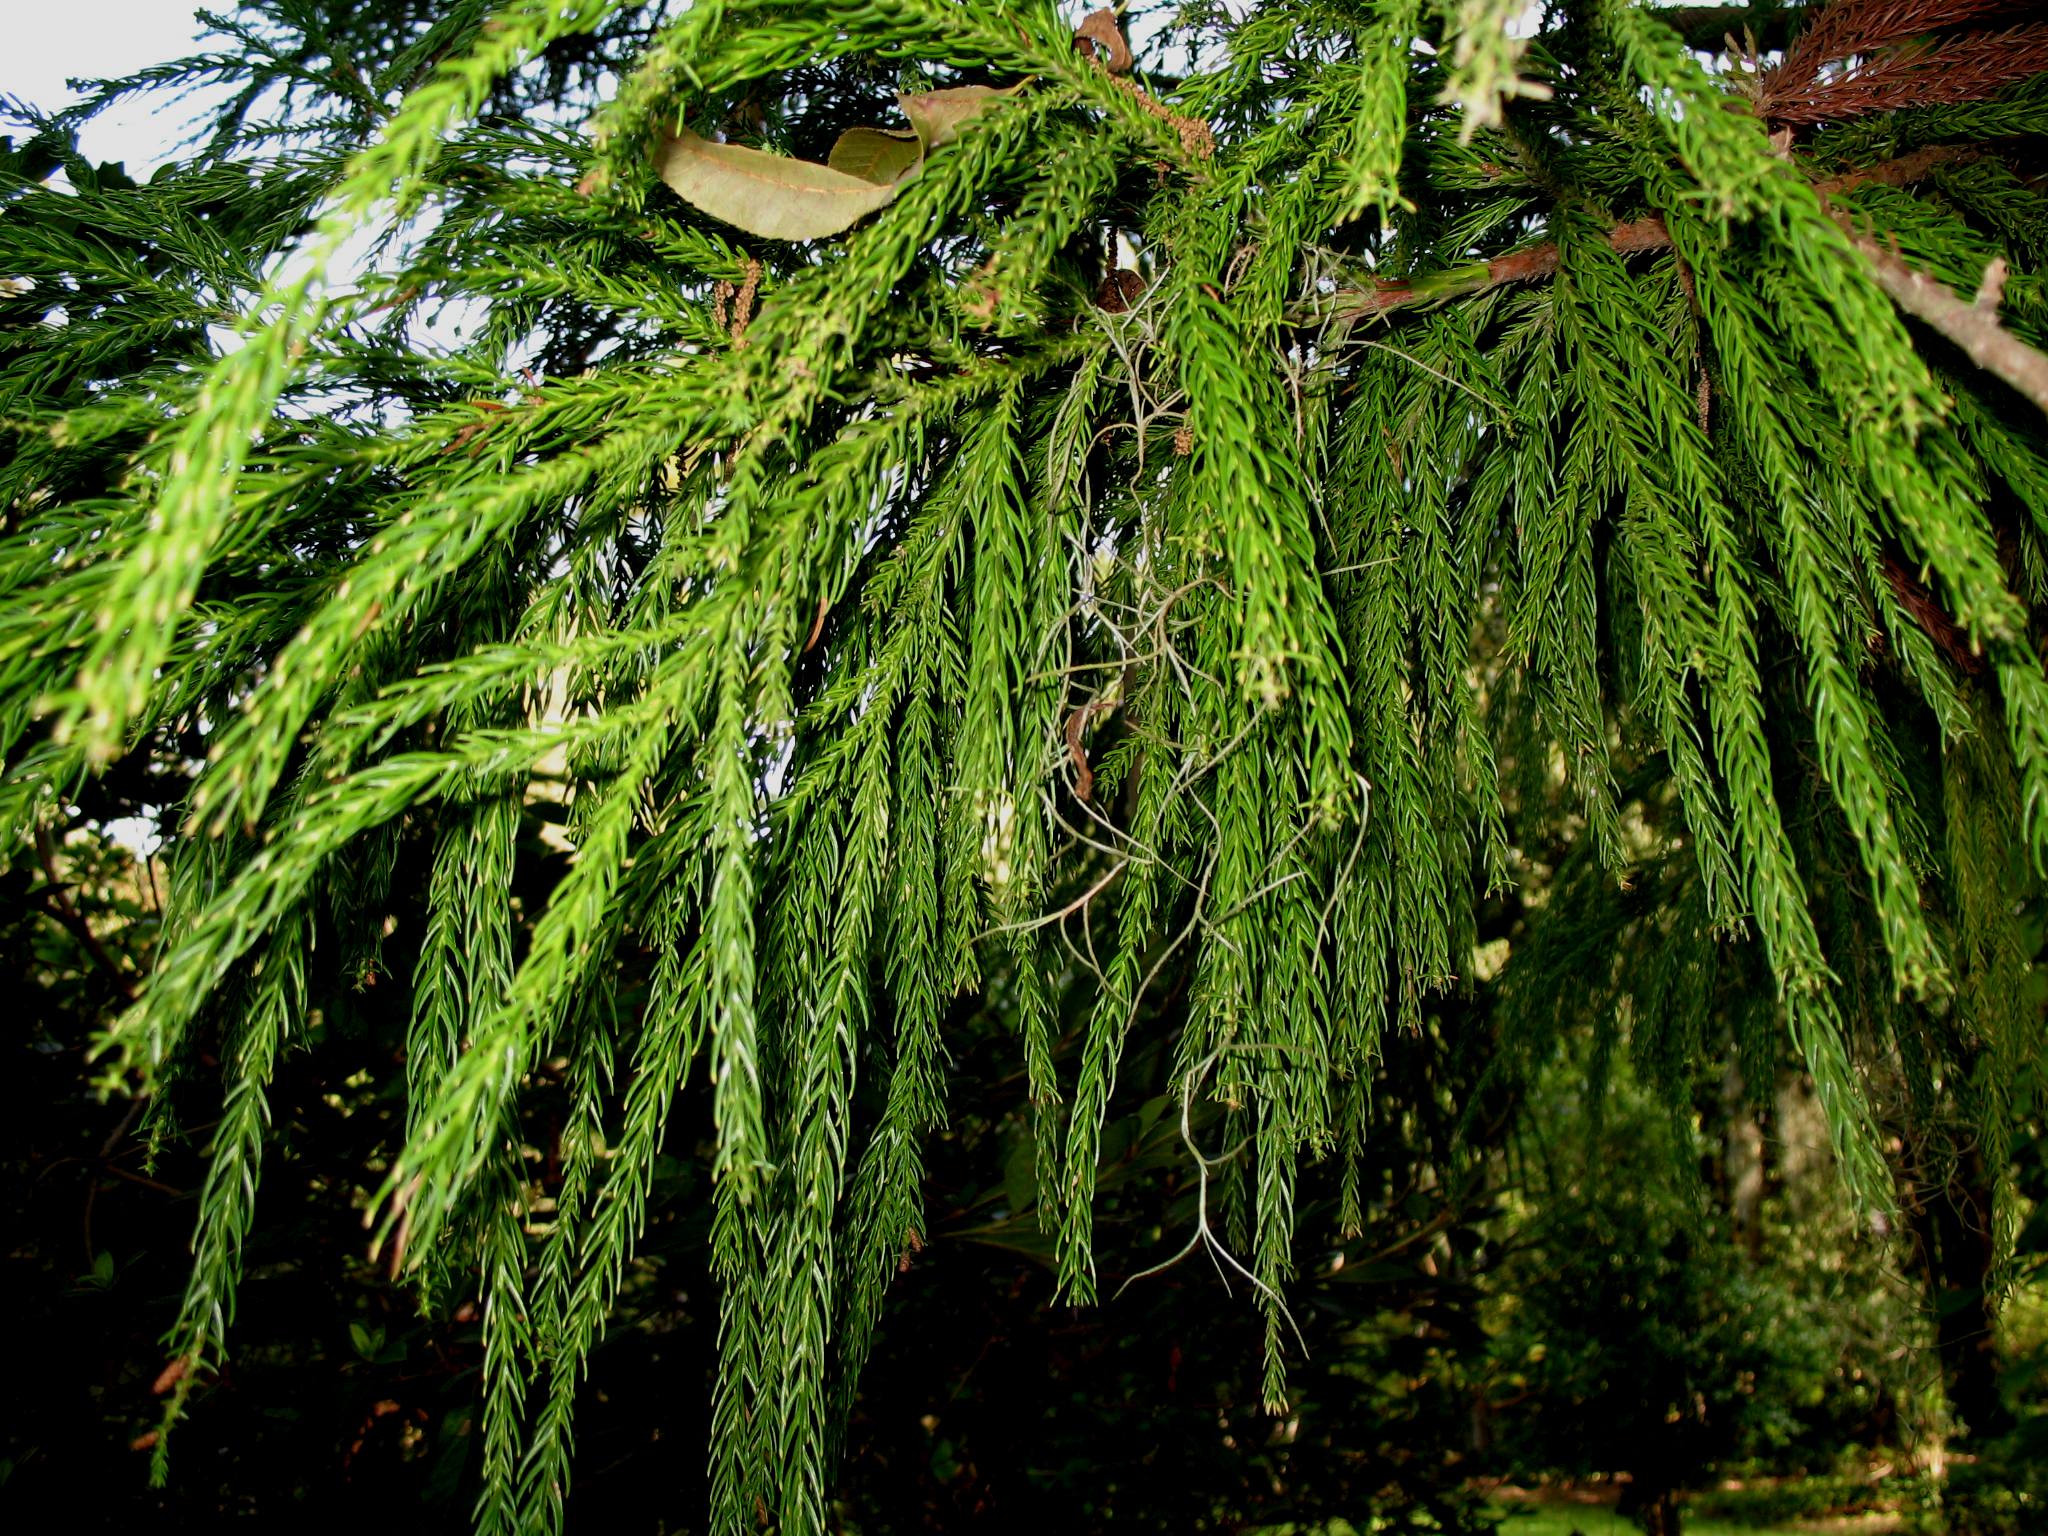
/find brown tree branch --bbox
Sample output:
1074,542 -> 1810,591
1847,241 -> 2048,418
1321,218 -> 1673,323
1810,141 -> 1979,194
33,825 -> 137,1003
1883,555 -> 1989,674
1312,151 -> 2048,429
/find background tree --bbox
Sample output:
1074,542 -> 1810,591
4,1 -> 2048,1533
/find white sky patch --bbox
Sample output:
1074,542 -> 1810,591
3,2 -> 230,172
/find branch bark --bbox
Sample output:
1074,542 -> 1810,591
1316,145 -> 2048,423
34,824 -> 136,1003
1849,242 -> 2048,419
1319,218 -> 1672,322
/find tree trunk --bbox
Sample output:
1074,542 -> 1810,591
1619,1478 -> 1683,1536
1902,1137 -> 2011,1440
1721,1060 -> 1766,1264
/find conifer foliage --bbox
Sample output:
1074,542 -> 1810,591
4,0 -> 2048,1529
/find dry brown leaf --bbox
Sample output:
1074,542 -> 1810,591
655,130 -> 906,241
827,127 -> 922,184
655,85 -> 1023,242
1074,9 -> 1135,74
897,84 -> 1022,149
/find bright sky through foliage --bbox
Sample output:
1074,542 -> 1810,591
3,2 -> 216,171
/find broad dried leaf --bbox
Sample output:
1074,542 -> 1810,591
828,127 -> 922,185
655,87 -> 1020,242
655,128 -> 903,240
896,84 -> 1023,151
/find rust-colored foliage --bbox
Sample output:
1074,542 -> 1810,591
1760,0 -> 2048,125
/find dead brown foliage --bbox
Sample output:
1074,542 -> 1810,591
1760,0 -> 2048,125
